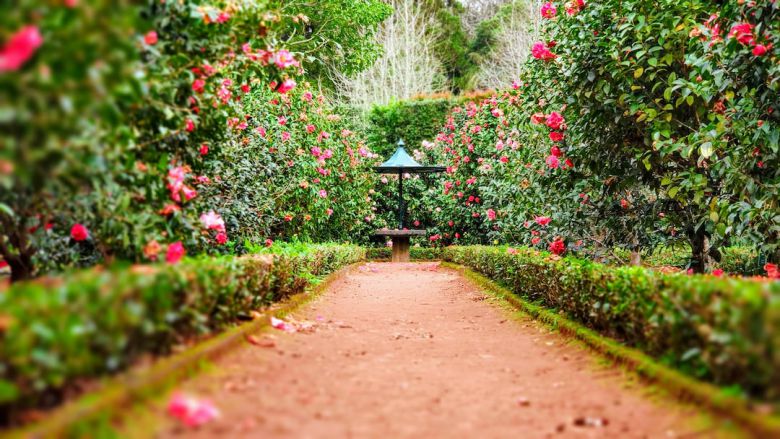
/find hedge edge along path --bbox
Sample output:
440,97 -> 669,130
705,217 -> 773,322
8,262 -> 364,439
443,262 -> 780,438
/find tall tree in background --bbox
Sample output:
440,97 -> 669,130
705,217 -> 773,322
474,1 -> 536,89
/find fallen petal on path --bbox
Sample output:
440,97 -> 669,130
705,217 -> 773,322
167,392 -> 221,427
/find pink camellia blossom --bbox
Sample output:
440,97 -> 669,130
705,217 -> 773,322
546,155 -> 560,169
326,208 -> 334,216
272,49 -> 298,69
306,124 -> 316,133
711,269 -> 724,277
541,2 -> 557,18
545,112 -> 565,130
200,211 -> 226,233
216,12 -> 231,23
185,119 -> 195,132
535,216 -> 552,226
319,189 -> 328,198
311,146 -> 322,157
144,31 -> 158,46
281,131 -> 291,142
167,392 -> 220,428
0,26 -> 43,72
753,44 -> 769,56
531,42 -> 556,61
276,78 -> 296,94
728,23 -> 754,45
265,238 -> 273,247
531,237 -> 541,245
302,91 -> 313,102
486,209 -> 497,221
549,238 -> 566,255
70,224 -> 89,242
566,0 -> 585,15
166,242 -> 185,265
507,247 -> 519,255
271,316 -> 297,333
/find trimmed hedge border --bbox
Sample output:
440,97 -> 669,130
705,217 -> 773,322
0,244 -> 365,423
445,262 -> 780,437
441,246 -> 780,403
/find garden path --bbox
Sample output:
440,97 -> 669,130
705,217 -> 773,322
148,262 -> 734,438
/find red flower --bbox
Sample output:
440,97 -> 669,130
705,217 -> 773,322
265,238 -> 274,248
276,79 -> 296,94
144,31 -> 158,46
530,112 -> 546,125
620,199 -> 629,209
166,242 -> 185,265
549,131 -> 564,142
764,263 -> 779,279
753,44 -> 769,56
192,79 -> 206,93
0,259 -> 8,269
185,119 -> 195,132
728,23 -> 754,46
216,232 -> 228,245
0,26 -> 43,72
549,238 -> 566,255
199,144 -> 209,156
550,146 -> 562,157
535,216 -> 552,226
531,237 -> 541,245
711,268 -> 724,277
70,223 -> 89,241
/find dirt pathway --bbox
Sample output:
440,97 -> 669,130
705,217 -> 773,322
145,263 -> 734,438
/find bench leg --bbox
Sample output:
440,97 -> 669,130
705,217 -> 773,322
391,237 -> 411,262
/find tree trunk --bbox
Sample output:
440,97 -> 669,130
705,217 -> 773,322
688,226 -> 713,273
7,252 -> 34,282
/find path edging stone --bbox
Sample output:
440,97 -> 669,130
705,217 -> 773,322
443,262 -> 780,439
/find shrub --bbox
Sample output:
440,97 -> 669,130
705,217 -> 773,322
0,243 -> 364,419
365,246 -> 442,260
443,245 -> 780,400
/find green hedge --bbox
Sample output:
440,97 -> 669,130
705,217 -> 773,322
0,244 -> 364,418
608,246 -> 763,275
365,247 -> 442,261
442,246 -> 780,401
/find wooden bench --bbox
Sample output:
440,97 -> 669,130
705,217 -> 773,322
374,229 -> 427,262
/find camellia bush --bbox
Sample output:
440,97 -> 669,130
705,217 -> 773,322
0,0 -> 391,280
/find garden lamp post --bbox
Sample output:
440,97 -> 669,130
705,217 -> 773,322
374,139 -> 445,262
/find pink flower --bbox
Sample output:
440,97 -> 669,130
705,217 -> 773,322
549,238 -> 566,255
167,393 -> 220,428
185,119 -> 195,132
144,31 -> 158,46
306,124 -> 316,133
0,26 -> 43,72
70,224 -> 89,241
728,23 -> 754,46
534,216 -> 552,226
166,242 -> 185,265
311,146 -> 322,157
319,189 -> 328,198
711,269 -> 724,277
531,237 -> 541,245
545,112 -> 565,130
281,131 -> 291,142
271,316 -> 296,333
541,2 -> 557,18
200,211 -> 226,233
530,112 -> 547,125
272,49 -> 298,69
531,42 -> 556,61
216,232 -> 228,245
302,91 -> 313,102
486,209 -> 497,221
276,78 -> 296,94
265,238 -> 273,247
546,155 -> 560,169
326,208 -> 334,216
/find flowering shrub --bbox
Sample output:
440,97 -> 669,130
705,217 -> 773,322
0,0 -> 390,280
443,245 -> 780,400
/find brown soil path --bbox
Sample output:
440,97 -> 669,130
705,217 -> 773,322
146,263 -> 736,438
